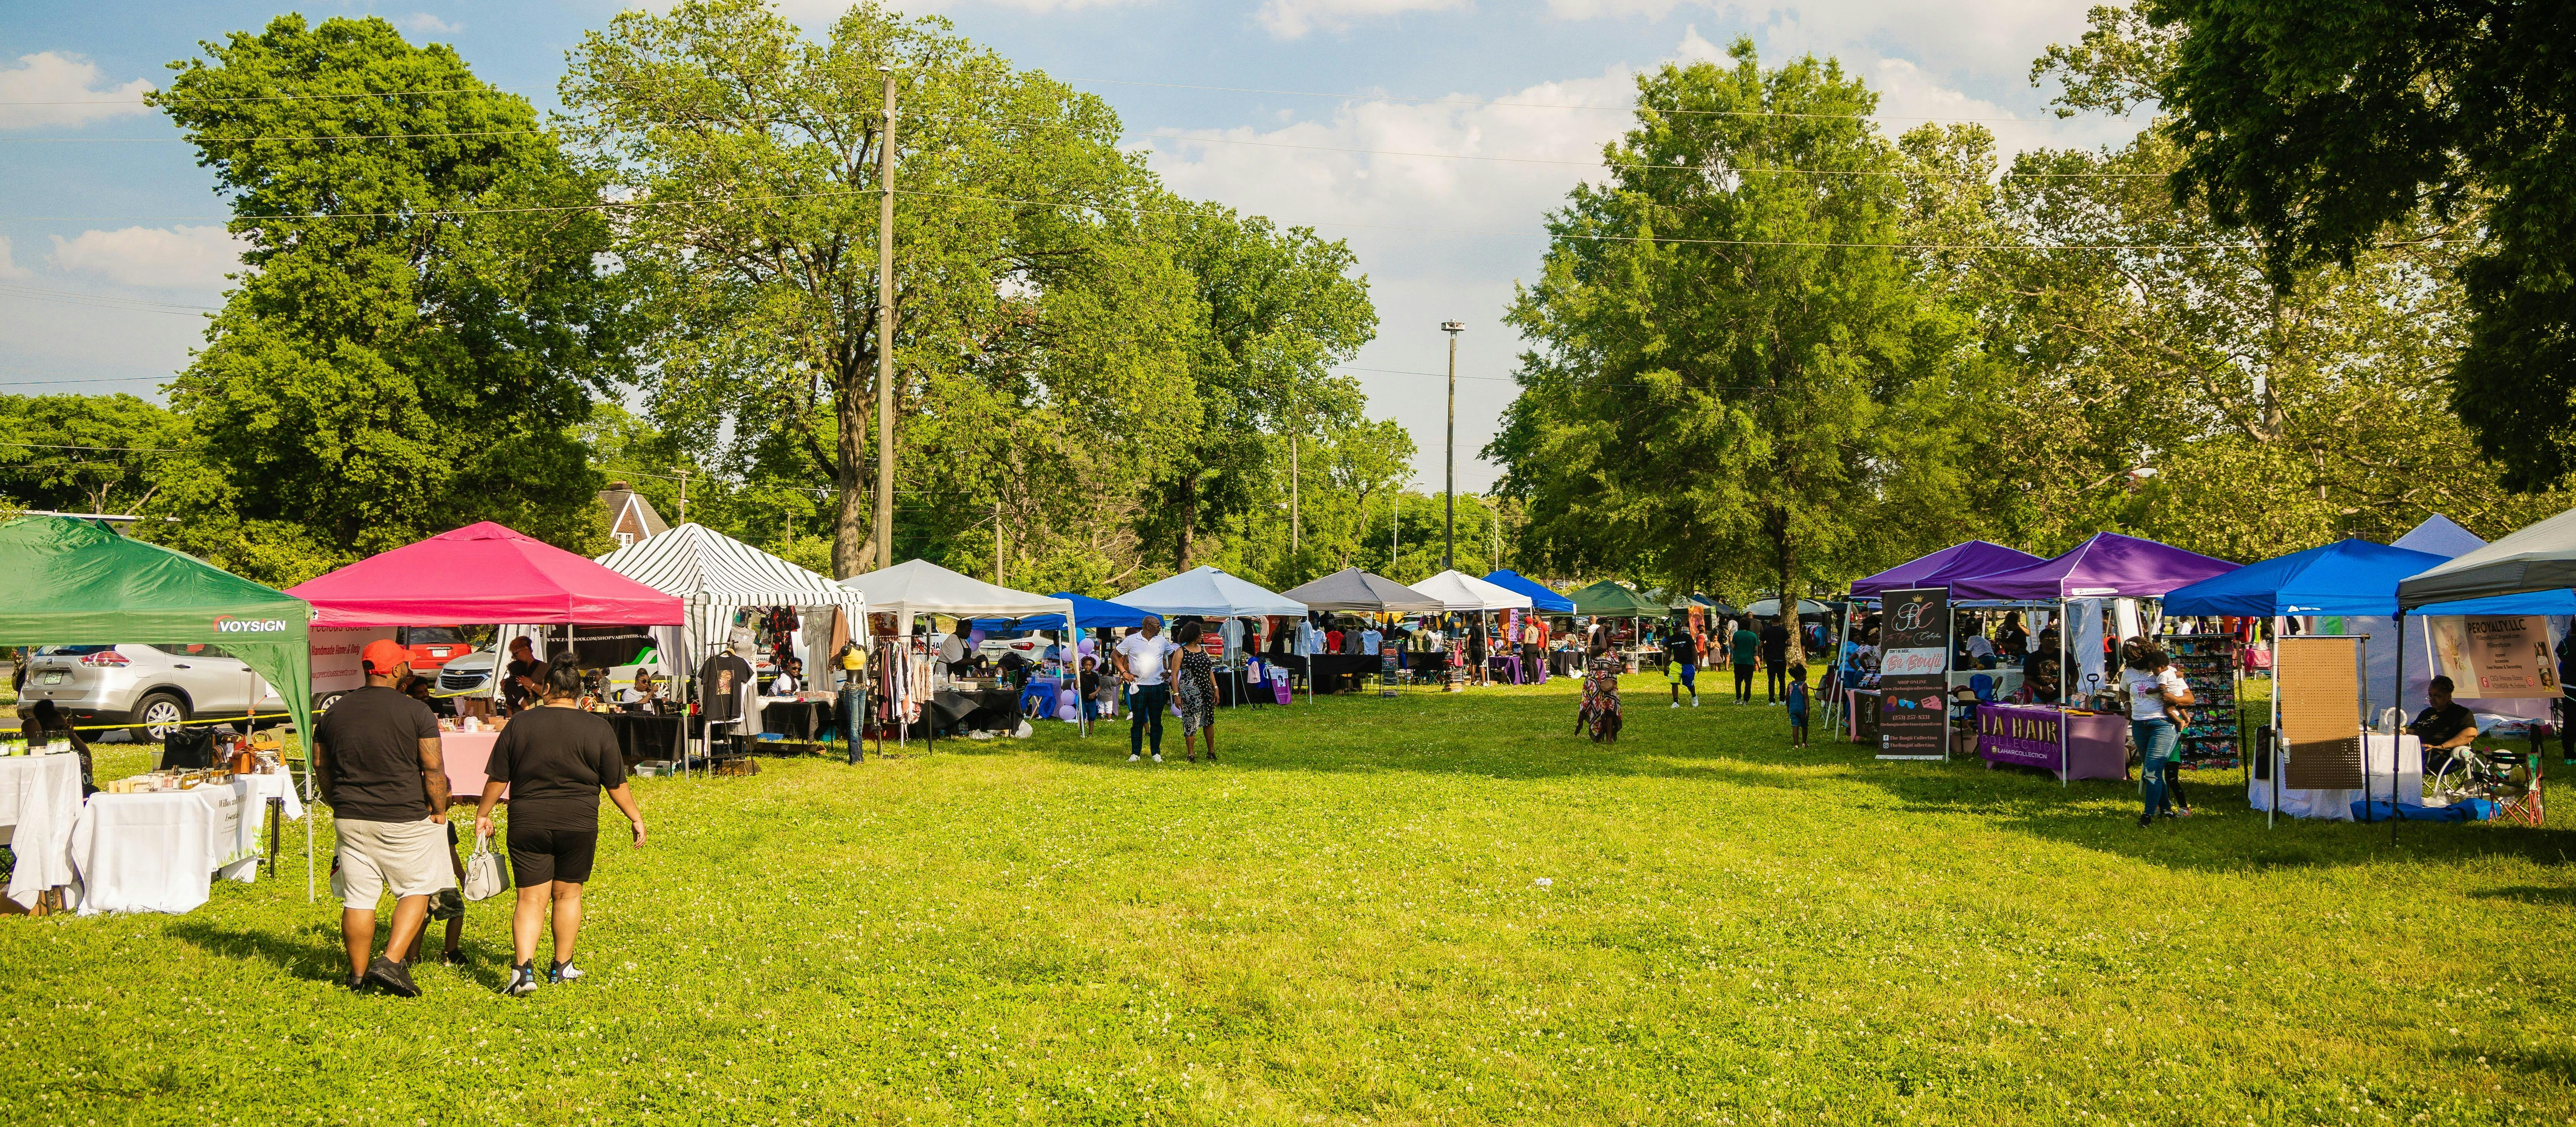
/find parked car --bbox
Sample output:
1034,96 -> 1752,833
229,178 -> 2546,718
437,642 -> 686,701
396,625 -> 475,672
18,643 -> 287,742
976,633 -> 1056,664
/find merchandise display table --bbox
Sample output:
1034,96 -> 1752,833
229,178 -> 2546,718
439,729 -> 501,797
1975,703 -> 2126,781
605,712 -> 683,765
67,772 -> 304,915
2250,734 -> 2423,821
758,696 -> 831,740
0,754 -> 84,908
1307,655 -> 1378,693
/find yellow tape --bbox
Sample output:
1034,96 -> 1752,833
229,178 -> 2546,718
20,710 -> 302,734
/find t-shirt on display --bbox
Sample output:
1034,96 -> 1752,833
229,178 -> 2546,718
697,654 -> 754,723
316,685 -> 441,823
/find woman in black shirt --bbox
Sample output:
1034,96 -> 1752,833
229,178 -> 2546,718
474,664 -> 646,996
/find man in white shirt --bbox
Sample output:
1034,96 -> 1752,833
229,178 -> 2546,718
1114,617 -> 1178,763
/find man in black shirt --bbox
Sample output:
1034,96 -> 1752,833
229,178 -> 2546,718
475,663 -> 645,995
315,639 -> 451,997
1668,628 -> 1699,708
2408,675 -> 2480,763
1759,618 -> 1792,703
503,635 -> 547,713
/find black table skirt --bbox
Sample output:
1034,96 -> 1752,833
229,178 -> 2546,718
606,712 -> 683,765
928,689 -> 1020,732
759,699 -> 828,740
1307,654 -> 1380,693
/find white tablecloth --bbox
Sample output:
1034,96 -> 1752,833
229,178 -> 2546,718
68,773 -> 306,916
2249,733 -> 2423,820
0,755 -> 84,908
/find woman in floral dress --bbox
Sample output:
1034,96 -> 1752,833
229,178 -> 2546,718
1580,636 -> 1623,743
1174,622 -> 1221,763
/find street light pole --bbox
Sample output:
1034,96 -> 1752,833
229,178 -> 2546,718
1442,320 -> 1463,571
874,67 -> 899,571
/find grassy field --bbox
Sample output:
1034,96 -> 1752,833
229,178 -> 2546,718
3,672 -> 2572,1125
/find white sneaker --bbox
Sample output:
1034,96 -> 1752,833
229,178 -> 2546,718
1670,701 -> 1679,709
1691,698 -> 1699,707
1128,753 -> 1140,762
1152,753 -> 1163,763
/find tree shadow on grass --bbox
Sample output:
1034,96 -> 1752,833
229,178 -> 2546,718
2468,885 -> 2576,908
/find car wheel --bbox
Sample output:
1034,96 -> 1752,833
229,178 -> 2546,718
131,691 -> 190,744
317,691 -> 346,713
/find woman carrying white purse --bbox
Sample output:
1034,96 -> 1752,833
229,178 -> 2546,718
474,664 -> 647,996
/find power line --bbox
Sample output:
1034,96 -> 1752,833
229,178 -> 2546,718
0,283 -> 222,315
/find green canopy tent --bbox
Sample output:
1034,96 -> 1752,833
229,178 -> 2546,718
1567,580 -> 1666,617
0,516 -> 319,896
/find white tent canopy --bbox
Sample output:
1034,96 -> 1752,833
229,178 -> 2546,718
842,558 -> 1074,633
1409,569 -> 1534,612
594,522 -> 867,680
1115,566 -> 1307,619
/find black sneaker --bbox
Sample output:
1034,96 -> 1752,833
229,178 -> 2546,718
503,962 -> 540,997
364,955 -> 421,998
2137,814 -> 2154,828
437,948 -> 467,967
548,958 -> 583,985
346,973 -> 368,992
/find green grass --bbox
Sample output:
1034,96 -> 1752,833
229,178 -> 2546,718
4,673 -> 2572,1125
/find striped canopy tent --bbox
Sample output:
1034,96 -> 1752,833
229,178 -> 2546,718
594,523 -> 867,681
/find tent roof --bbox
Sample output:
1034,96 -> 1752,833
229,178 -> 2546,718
2162,538 -> 2449,617
2393,514 -> 2486,558
595,523 -> 863,611
289,521 -> 684,627
1480,569 -> 1575,612
1283,568 -> 1444,614
841,558 -> 1074,621
2398,505 -> 2576,609
1410,569 -> 1535,611
972,592 -> 1154,631
1852,541 -> 2044,596
1566,579 -> 1664,616
0,515 -> 310,646
1743,597 -> 1833,619
1114,566 -> 1308,618
1949,532 -> 2239,600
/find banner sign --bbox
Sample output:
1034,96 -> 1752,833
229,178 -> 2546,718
1976,703 -> 2062,770
310,626 -> 398,696
2431,615 -> 2563,699
1878,586 -> 1951,759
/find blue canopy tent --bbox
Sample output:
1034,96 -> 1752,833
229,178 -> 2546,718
971,592 -> 1154,632
2163,539 -> 2449,618
1481,569 -> 1575,614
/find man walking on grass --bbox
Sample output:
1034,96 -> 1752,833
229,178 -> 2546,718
1668,625 -> 1699,708
1115,616 -> 1178,763
314,639 -> 453,997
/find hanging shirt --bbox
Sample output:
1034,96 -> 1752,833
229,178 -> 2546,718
698,653 -> 754,723
1359,628 -> 1383,655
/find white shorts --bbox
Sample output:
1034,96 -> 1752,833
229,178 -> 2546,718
334,818 -> 457,908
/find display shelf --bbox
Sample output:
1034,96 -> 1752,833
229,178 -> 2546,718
2165,633 -> 2241,769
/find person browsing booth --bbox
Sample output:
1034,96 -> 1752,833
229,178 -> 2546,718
314,639 -> 452,997
474,662 -> 646,996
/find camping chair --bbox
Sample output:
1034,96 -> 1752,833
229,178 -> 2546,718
1970,673 -> 1997,702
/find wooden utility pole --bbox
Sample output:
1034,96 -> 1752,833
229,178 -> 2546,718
1287,379 -> 1300,556
994,497 -> 1004,586
873,68 -> 900,571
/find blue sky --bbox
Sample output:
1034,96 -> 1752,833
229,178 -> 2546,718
0,0 -> 2145,492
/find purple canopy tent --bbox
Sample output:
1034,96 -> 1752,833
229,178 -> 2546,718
1950,533 -> 2239,601
1851,541 -> 2044,597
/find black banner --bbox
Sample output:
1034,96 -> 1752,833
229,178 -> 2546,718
1877,586 -> 1951,760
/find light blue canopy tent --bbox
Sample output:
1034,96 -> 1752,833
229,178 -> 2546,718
971,592 -> 1153,632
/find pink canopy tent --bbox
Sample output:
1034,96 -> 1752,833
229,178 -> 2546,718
288,522 -> 683,627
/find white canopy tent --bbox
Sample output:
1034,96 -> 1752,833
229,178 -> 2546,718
1409,569 -> 1534,612
1114,566 -> 1307,619
841,558 -> 1075,633
595,522 -> 868,682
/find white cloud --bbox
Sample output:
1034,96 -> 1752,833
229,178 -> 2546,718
0,52 -> 153,131
1255,0 -> 1470,39
396,13 -> 464,36
0,235 -> 31,280
46,226 -> 248,291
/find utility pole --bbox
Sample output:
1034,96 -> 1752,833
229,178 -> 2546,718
1441,321 -> 1463,571
994,497 -> 1004,586
873,67 -> 900,571
676,467 -> 689,524
1390,487 -> 1399,570
1287,377 -> 1299,556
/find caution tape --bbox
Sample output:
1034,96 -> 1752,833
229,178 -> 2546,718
20,709 -> 304,734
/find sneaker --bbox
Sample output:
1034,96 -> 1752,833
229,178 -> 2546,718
549,959 -> 583,984
1152,753 -> 1163,763
1205,750 -> 1216,763
365,955 -> 421,998
504,962 -> 540,997
346,974 -> 367,992
1670,701 -> 1679,709
437,948 -> 467,967
2137,814 -> 2154,828
1691,699 -> 1699,707
1129,753 -> 1140,762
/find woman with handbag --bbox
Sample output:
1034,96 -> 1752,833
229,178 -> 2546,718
473,663 -> 646,996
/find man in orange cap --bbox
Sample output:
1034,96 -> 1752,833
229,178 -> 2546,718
314,638 -> 451,996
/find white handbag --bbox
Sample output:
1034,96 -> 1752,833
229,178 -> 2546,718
462,830 -> 509,902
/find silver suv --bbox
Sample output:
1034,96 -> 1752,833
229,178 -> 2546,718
17,644 -> 286,741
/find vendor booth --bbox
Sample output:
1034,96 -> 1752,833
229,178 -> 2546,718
1413,570 -> 1539,685
594,523 -> 866,757
0,515 -> 314,913
1482,570 -> 1575,614
2392,507 -> 2576,826
1285,568 -> 1442,693
1115,567 -> 1309,703
1852,541 -> 2044,597
1566,581 -> 1666,670
289,522 -> 686,783
970,593 -> 1159,720
841,559 -> 1076,741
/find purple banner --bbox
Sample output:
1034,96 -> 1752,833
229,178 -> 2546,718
1977,704 -> 2063,770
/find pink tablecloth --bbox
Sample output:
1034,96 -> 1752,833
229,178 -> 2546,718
440,730 -> 502,798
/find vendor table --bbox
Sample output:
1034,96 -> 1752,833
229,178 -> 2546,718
927,688 -> 1019,732
68,772 -> 304,915
605,712 -> 683,765
2250,733 -> 2422,821
1308,655 -> 1378,694
439,729 -> 501,797
0,754 -> 83,908
1975,703 -> 2126,782
758,696 -> 830,740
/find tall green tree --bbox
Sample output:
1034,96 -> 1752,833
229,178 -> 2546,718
147,15 -> 632,583
1492,43 -> 1970,631
2143,0 -> 2576,489
563,0 -> 1202,578
0,394 -> 188,517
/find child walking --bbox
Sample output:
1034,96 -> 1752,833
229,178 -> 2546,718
1784,663 -> 1810,747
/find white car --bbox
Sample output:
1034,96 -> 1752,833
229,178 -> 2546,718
18,643 -> 287,741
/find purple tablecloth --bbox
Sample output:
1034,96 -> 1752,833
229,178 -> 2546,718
1976,703 -> 2126,781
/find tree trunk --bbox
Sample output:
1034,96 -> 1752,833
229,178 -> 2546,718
1769,503 -> 1803,665
1175,474 -> 1198,571
832,370 -> 873,578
